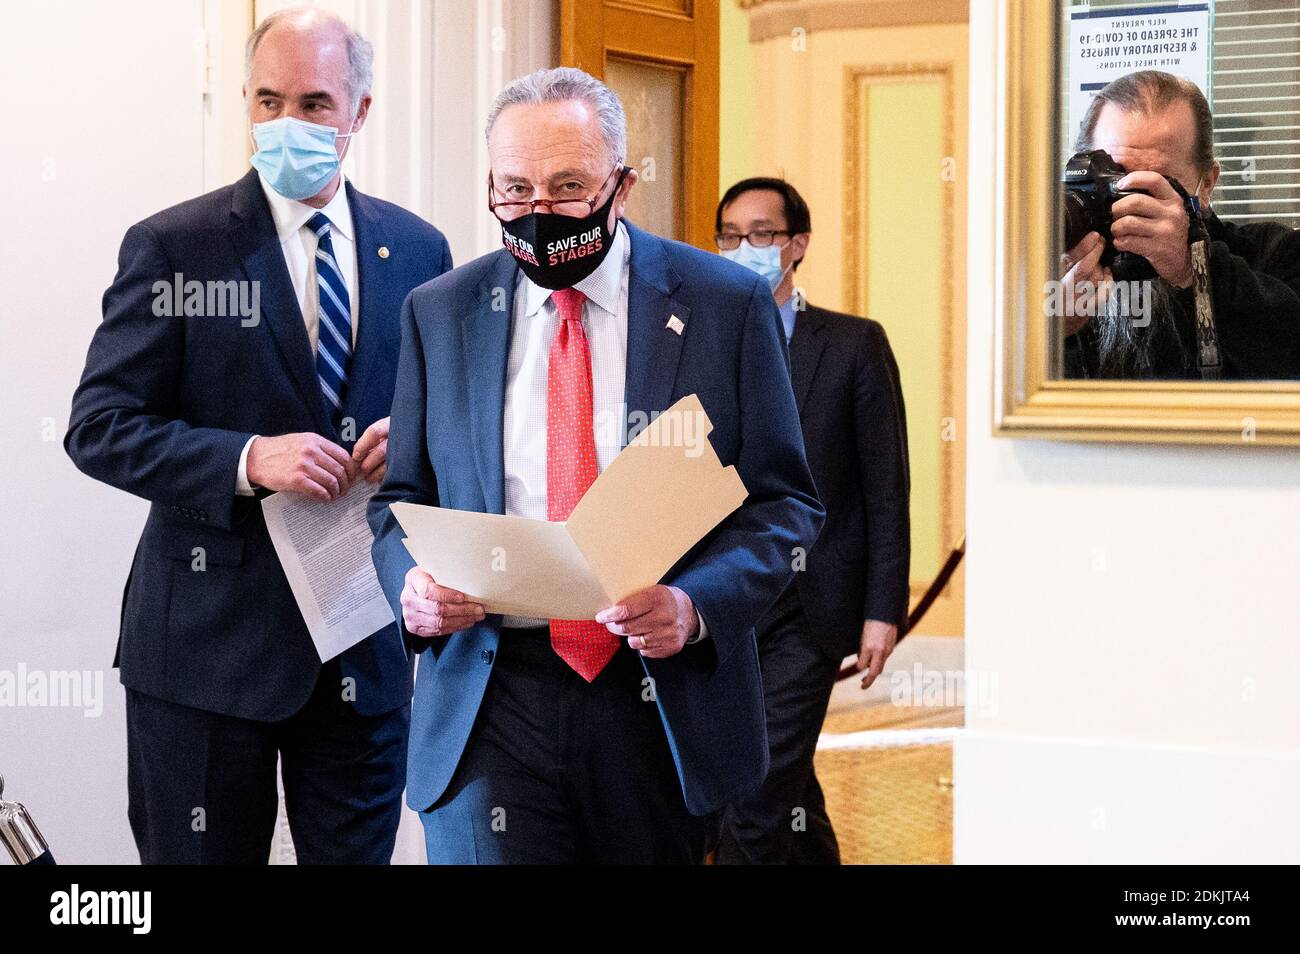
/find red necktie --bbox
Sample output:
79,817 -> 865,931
546,287 -> 620,681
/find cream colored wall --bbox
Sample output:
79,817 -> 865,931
742,18 -> 969,633
719,0 -> 754,194
862,79 -> 948,584
747,23 -> 967,313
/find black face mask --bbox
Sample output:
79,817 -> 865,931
497,167 -> 629,290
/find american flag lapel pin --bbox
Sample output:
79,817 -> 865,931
666,314 -> 685,336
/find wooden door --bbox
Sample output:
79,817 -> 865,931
561,0 -> 719,250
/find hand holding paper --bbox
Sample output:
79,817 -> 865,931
596,583 -> 699,658
353,416 -> 391,484
401,566 -> 486,638
248,432 -> 358,500
391,394 -> 748,621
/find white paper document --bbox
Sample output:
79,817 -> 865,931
391,393 -> 749,620
263,480 -> 395,661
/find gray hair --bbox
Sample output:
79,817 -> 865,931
1076,70 -> 1215,176
486,67 -> 627,164
245,5 -> 374,116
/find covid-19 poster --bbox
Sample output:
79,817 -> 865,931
1068,2 -> 1212,141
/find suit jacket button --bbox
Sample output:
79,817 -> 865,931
481,649 -> 494,665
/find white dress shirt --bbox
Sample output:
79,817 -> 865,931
499,222 -> 708,641
500,222 -> 630,626
235,174 -> 360,494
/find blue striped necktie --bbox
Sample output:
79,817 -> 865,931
308,211 -> 351,430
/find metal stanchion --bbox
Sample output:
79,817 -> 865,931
0,774 -> 55,865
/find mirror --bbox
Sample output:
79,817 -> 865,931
994,0 -> 1300,443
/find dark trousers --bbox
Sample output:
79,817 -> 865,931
716,586 -> 843,864
421,627 -> 718,864
125,659 -> 409,864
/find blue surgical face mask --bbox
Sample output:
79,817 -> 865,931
721,239 -> 791,292
250,115 -> 354,201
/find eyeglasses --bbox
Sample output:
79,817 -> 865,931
713,229 -> 792,251
488,165 -> 629,222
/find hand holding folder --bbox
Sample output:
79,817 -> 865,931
391,394 -> 748,620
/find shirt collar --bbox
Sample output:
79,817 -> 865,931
257,172 -> 355,244
521,219 -> 629,318
778,295 -> 798,342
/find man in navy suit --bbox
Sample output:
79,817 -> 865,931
369,67 -> 824,864
65,7 -> 451,863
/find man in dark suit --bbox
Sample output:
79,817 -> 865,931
65,8 -> 451,863
368,68 -> 824,864
712,177 -> 911,864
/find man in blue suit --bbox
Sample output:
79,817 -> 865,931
369,67 -> 824,864
65,7 -> 451,863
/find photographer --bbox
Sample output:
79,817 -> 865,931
1060,70 -> 1300,379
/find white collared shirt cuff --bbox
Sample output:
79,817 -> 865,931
688,612 -> 709,644
236,435 -> 259,496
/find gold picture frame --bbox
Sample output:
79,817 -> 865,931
992,0 -> 1300,446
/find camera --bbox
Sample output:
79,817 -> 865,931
1062,148 -> 1181,281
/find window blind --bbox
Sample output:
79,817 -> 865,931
1063,0 -> 1300,227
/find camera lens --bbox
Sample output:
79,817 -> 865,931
1063,191 -> 1091,252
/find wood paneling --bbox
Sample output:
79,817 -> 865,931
561,0 -> 719,249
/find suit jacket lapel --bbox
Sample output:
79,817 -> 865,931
227,169 -> 333,435
788,306 -> 827,414
623,222 -> 688,443
464,252 -> 519,515
343,182 -> 382,434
